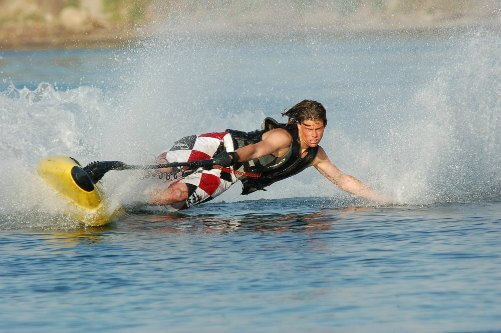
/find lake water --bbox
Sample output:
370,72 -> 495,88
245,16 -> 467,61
0,26 -> 500,332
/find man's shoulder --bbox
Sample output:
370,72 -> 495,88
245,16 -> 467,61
261,128 -> 293,149
316,145 -> 326,154
263,127 -> 292,140
312,146 -> 328,164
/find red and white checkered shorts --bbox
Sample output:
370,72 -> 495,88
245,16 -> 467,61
156,132 -> 238,208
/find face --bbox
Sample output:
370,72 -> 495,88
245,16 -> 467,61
297,119 -> 325,148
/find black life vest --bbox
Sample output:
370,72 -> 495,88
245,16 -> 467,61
226,118 -> 318,195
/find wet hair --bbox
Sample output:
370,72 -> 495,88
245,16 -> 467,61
281,100 -> 327,126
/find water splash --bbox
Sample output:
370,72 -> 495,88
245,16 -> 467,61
0,82 -> 110,229
375,31 -> 500,203
0,82 -> 107,162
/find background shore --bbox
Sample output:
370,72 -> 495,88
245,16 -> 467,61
0,0 -> 157,49
0,0 -> 499,50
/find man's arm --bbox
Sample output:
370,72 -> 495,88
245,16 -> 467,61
234,128 -> 292,162
313,147 -> 392,204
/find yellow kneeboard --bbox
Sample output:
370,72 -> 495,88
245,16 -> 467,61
37,155 -> 118,226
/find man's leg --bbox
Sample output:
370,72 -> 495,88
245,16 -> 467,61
149,168 -> 237,209
150,132 -> 237,209
150,181 -> 189,208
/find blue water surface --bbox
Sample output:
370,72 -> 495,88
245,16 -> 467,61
1,199 -> 500,332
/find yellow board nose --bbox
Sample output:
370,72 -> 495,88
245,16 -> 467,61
37,155 -> 116,226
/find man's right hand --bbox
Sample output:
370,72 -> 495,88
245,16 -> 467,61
212,152 -> 238,167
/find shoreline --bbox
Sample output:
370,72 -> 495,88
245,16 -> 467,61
1,0 -> 498,51
1,19 -> 499,51
0,27 -> 144,51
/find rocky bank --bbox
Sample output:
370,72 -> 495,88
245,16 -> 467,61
0,0 -> 158,49
0,0 -> 499,50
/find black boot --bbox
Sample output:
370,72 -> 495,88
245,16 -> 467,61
83,161 -> 126,184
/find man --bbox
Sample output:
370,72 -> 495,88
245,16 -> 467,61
150,100 -> 390,208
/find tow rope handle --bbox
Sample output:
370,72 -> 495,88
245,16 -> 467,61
83,159 -> 261,183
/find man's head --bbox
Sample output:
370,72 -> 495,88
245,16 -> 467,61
282,100 -> 327,148
282,100 -> 327,126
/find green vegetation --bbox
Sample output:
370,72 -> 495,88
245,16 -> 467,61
65,0 -> 81,8
24,13 -> 44,22
102,0 -> 151,23
128,1 -> 148,21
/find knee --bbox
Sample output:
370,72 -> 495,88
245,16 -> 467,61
150,182 -> 188,205
168,182 -> 189,202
